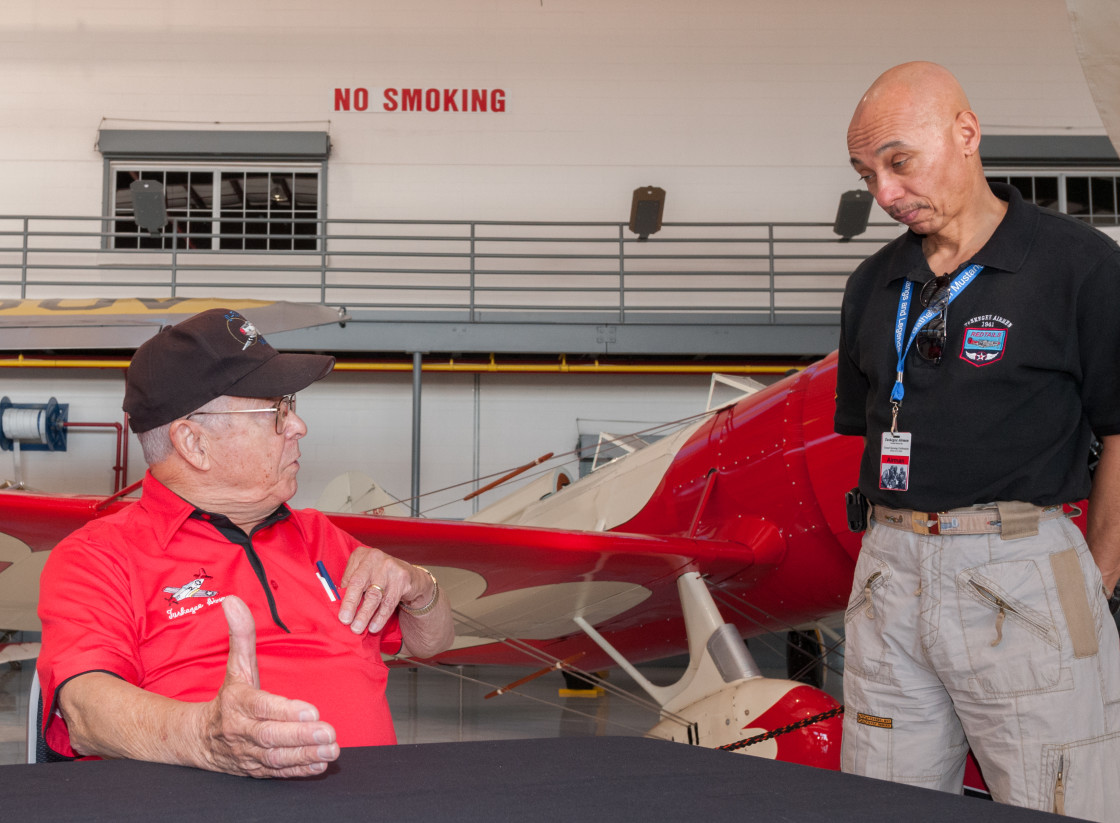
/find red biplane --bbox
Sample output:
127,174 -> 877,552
0,352 -> 864,767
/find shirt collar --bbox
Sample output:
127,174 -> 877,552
881,182 -> 1037,286
189,505 -> 290,540
137,471 -> 298,551
136,471 -> 198,551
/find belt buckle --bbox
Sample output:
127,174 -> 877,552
911,511 -> 940,535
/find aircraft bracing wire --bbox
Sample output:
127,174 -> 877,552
712,604 -> 846,683
389,652 -> 674,740
711,588 -> 847,683
448,608 -> 694,729
450,609 -> 691,725
387,407 -> 721,516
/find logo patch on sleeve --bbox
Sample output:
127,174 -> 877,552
856,712 -> 893,729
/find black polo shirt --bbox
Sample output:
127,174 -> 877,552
835,184 -> 1120,511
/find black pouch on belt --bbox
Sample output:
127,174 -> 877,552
845,487 -> 869,532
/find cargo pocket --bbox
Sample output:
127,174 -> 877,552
844,552 -> 893,685
958,560 -> 1063,698
1041,733 -> 1120,818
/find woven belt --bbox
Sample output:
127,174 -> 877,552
871,502 -> 1066,537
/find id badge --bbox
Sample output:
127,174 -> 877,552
879,431 -> 912,491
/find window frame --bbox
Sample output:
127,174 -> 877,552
985,168 -> 1120,227
107,161 -> 326,252
98,129 -> 330,252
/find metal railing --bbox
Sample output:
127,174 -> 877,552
0,215 -> 901,325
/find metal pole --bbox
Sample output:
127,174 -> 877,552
472,373 -> 481,515
410,351 -> 422,516
319,216 -> 328,304
768,223 -> 776,324
469,222 -> 476,322
618,223 -> 625,323
171,222 -> 179,297
20,217 -> 29,298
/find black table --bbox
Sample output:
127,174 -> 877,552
0,736 -> 1063,822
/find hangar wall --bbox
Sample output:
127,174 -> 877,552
0,0 -> 1109,514
0,0 -> 1103,222
0,366 -> 717,519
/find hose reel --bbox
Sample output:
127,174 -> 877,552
0,397 -> 68,452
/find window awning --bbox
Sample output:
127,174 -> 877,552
97,130 -> 330,161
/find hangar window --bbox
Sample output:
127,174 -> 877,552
97,130 -> 330,251
985,172 -> 1120,227
981,136 -> 1120,227
110,165 -> 321,251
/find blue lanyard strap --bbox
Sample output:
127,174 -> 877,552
889,264 -> 983,430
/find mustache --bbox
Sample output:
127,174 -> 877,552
887,203 -> 926,219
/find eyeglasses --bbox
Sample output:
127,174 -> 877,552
916,276 -> 951,364
186,395 -> 297,435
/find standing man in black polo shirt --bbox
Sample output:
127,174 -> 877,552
835,61 -> 1120,820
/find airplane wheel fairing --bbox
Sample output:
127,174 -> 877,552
757,684 -> 842,770
649,676 -> 841,770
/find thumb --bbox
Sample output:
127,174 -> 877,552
222,595 -> 260,690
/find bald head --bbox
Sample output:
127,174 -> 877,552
846,62 -> 997,243
850,62 -> 972,142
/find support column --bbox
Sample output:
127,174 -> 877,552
410,351 -> 423,517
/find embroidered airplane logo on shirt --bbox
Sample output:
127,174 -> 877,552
163,568 -> 219,602
960,327 -> 1007,366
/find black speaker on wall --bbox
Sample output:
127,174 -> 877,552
130,179 -> 168,236
629,186 -> 666,241
833,189 -> 873,240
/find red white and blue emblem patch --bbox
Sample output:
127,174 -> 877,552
960,327 -> 1006,367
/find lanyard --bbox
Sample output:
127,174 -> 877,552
889,263 -> 983,432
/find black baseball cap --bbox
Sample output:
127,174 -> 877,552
123,308 -> 335,433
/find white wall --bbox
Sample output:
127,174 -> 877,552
0,366 -> 715,519
0,0 -> 1103,223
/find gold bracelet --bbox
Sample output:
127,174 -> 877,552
399,566 -> 439,616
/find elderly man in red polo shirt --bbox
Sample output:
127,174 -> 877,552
37,308 -> 454,778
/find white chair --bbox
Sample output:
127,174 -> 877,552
27,667 -> 41,764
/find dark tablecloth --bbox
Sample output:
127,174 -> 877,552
0,736 -> 1063,822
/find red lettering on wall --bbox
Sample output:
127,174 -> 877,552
334,88 -> 370,111
337,87 -> 507,113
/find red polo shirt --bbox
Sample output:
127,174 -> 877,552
38,472 -> 401,758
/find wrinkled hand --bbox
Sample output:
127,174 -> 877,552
203,596 -> 339,778
338,547 -> 430,634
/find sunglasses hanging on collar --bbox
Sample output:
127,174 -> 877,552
916,275 -> 952,364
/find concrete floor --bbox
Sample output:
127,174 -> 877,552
1,630 -> 844,765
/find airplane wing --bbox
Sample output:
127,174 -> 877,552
0,298 -> 348,350
328,513 -> 772,665
1068,0 -> 1120,161
0,489 -> 773,669
0,492 -> 131,631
